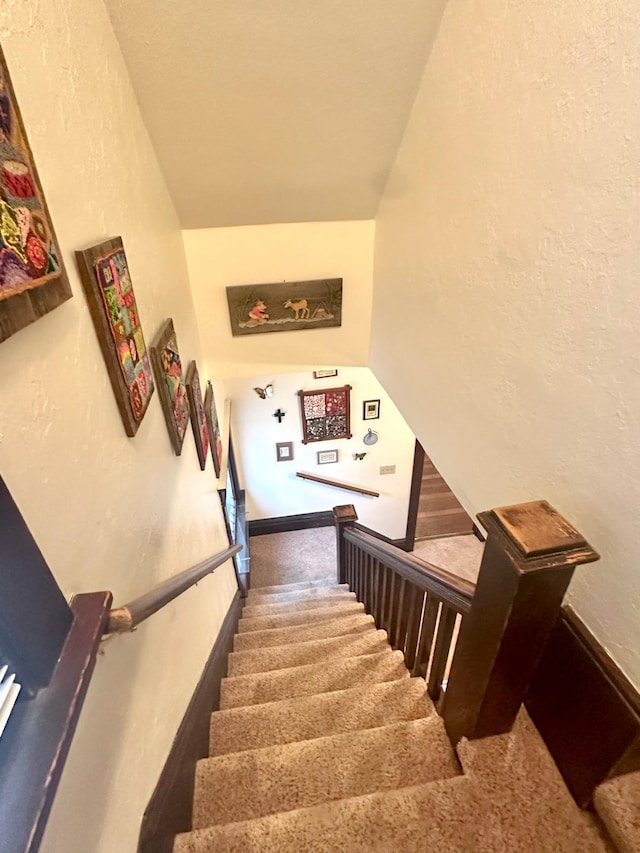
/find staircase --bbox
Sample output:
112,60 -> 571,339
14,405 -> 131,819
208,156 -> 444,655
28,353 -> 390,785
173,578 -> 611,852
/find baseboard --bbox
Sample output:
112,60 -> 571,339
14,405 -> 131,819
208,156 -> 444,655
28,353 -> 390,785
137,590 -> 243,853
526,605 -> 640,807
248,511 -> 334,536
352,521 -> 409,551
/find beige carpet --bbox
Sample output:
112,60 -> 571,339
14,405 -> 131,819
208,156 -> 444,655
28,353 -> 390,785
173,577 -> 612,852
412,533 -> 484,585
249,527 -> 336,587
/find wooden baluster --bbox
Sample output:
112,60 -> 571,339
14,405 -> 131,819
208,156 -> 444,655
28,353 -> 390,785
395,578 -> 412,652
376,562 -> 388,630
427,605 -> 457,702
413,596 -> 439,678
404,585 -> 423,671
389,574 -> 404,650
383,568 -> 395,635
363,553 -> 371,614
356,547 -> 364,604
442,500 -> 599,743
348,541 -> 355,592
371,558 -> 380,625
333,504 -> 358,586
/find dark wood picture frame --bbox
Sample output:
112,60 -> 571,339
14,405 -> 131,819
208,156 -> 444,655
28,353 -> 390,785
0,47 -> 73,343
276,441 -> 293,462
298,385 -> 352,444
363,399 -> 380,420
204,381 -> 222,478
76,237 -> 154,436
226,278 -> 342,336
150,319 -> 190,455
185,362 -> 209,470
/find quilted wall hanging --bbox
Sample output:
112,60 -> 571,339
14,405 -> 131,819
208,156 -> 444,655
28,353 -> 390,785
298,385 -> 352,444
0,47 -> 72,342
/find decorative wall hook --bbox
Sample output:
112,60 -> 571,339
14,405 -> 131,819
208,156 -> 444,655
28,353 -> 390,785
273,409 -> 286,423
253,383 -> 273,399
363,429 -> 378,446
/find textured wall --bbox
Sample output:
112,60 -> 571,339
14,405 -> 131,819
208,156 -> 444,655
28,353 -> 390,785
0,2 -> 236,851
183,221 -> 375,378
226,368 -> 416,539
372,0 -> 640,687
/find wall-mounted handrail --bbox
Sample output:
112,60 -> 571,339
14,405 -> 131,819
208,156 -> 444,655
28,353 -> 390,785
296,471 -> 379,498
343,526 -> 475,614
105,544 -> 241,634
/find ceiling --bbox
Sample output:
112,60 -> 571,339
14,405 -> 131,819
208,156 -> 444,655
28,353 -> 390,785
105,1 -> 443,229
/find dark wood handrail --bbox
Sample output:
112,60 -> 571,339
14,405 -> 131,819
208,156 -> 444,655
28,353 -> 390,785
106,544 -> 242,634
296,471 -> 380,497
343,526 -> 475,614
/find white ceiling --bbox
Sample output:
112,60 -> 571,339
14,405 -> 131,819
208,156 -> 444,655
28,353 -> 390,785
105,1 -> 443,229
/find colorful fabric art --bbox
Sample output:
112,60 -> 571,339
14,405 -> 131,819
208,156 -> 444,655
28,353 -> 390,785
298,385 -> 352,443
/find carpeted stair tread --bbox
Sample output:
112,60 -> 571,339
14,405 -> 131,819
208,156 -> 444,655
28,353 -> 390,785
220,649 -> 409,709
173,776 -> 482,852
248,577 -> 336,597
192,716 -> 459,828
456,709 -> 610,851
242,591 -> 355,618
245,583 -> 349,605
594,771 -> 640,853
227,629 -> 389,676
233,612 -> 375,651
209,677 -> 435,756
237,601 -> 365,633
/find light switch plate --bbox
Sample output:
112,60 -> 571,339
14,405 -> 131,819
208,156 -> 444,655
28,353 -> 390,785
379,465 -> 396,475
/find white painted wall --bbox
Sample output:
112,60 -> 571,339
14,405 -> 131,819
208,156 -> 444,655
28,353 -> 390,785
0,3 -> 236,852
372,0 -> 640,687
182,221 -> 374,379
225,368 -> 416,540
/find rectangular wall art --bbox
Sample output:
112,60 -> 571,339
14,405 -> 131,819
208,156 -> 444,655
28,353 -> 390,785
226,278 -> 342,336
185,361 -> 209,470
76,237 -> 154,436
204,380 -> 223,477
0,47 -> 72,342
150,319 -> 190,455
298,385 -> 352,444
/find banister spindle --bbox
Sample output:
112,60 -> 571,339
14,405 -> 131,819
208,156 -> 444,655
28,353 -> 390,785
442,500 -> 599,743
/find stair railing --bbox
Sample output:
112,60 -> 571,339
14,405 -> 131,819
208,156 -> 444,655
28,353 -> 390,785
105,544 -> 242,634
334,499 -> 599,743
334,505 -> 474,702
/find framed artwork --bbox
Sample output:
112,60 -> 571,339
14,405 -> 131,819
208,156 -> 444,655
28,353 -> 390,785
185,362 -> 209,470
150,319 -> 190,455
0,47 -> 72,343
313,369 -> 338,379
276,441 -> 294,462
226,278 -> 342,336
317,449 -> 339,465
76,237 -> 154,436
298,385 -> 352,444
363,399 -> 380,420
204,380 -> 223,477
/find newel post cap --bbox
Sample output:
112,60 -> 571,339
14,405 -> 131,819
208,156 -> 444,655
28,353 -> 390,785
477,500 -> 599,572
333,504 -> 358,524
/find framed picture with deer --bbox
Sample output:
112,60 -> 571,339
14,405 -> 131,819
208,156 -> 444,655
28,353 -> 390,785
226,278 -> 342,336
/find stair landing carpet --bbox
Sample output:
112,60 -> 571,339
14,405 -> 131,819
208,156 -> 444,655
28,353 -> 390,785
173,571 -> 612,852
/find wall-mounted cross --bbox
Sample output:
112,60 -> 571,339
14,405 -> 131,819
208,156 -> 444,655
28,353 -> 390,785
273,409 -> 286,423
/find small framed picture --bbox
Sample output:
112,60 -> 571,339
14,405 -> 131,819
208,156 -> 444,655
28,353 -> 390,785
313,369 -> 338,379
363,399 -> 380,420
276,441 -> 294,462
317,449 -> 339,464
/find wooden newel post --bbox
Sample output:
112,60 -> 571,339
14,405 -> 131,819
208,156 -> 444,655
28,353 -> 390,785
442,500 -> 599,744
333,504 -> 358,585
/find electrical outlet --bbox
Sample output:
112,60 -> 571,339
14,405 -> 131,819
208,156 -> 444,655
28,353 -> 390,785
379,465 -> 396,475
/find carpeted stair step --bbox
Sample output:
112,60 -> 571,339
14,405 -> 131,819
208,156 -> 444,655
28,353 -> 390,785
242,590 -> 355,618
237,600 -> 365,633
248,577 -> 336,597
227,629 -> 389,676
233,612 -> 375,651
173,775 -> 481,852
245,583 -> 349,605
192,716 -> 459,829
220,649 -> 408,709
456,709 -> 609,851
209,677 -> 435,757
594,771 -> 640,853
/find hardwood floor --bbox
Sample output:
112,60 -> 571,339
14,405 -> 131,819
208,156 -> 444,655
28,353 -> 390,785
415,454 -> 474,540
